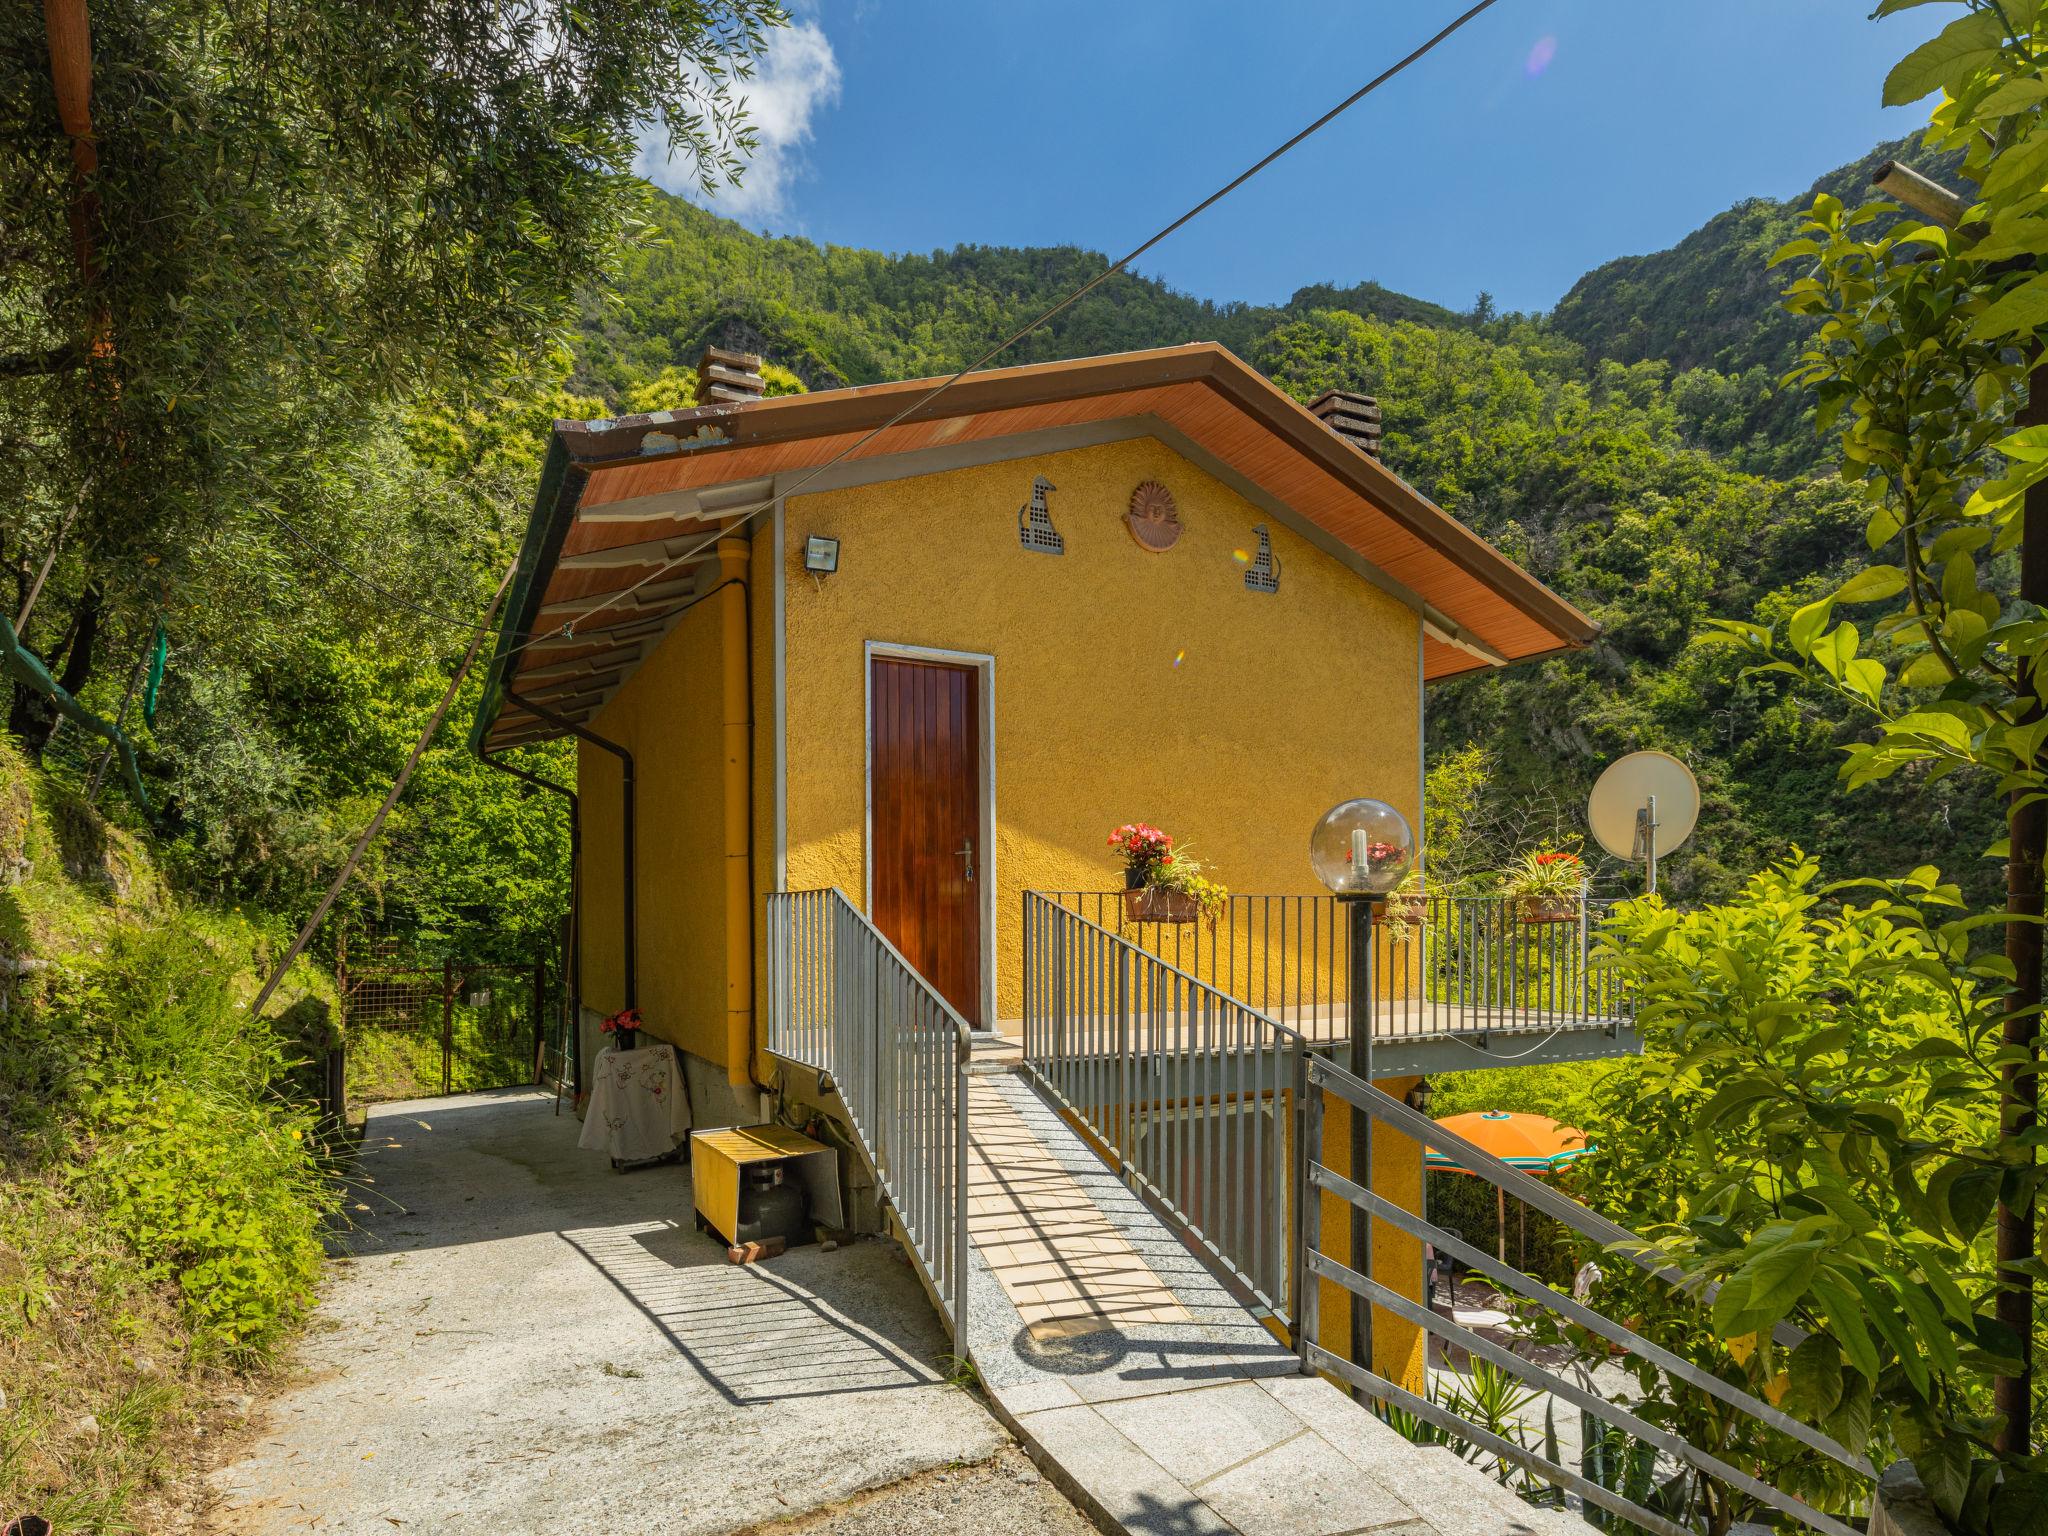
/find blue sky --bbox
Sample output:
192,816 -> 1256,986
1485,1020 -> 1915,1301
643,1 -> 1955,316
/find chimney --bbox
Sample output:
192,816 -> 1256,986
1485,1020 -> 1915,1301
1307,389 -> 1382,458
696,345 -> 766,407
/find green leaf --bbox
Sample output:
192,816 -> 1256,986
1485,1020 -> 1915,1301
1954,1168 -> 2001,1240
1990,1472 -> 2048,1536
1789,596 -> 1835,657
1714,1239 -> 1826,1337
1822,1367 -> 1874,1455
1999,425 -> 2048,463
1972,274 -> 2048,342
1883,11 -> 2009,105
1813,621 -> 1861,681
1901,651 -> 1955,688
1810,1269 -> 1884,1392
1834,565 -> 1907,604
1780,1331 -> 1844,1421
1974,77 -> 2048,119
1980,128 -> 2048,204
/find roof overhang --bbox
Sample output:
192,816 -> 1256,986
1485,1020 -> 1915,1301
469,343 -> 1598,753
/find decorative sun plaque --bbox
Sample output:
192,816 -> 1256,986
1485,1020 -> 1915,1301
1125,480 -> 1183,552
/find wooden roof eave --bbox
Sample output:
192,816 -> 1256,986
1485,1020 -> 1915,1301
470,344 -> 1600,748
547,345 -> 1596,653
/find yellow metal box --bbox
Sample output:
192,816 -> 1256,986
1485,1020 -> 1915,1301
689,1125 -> 843,1246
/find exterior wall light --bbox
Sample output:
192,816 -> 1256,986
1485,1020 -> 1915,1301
1309,794 -> 1416,1380
1405,1077 -> 1434,1115
1309,797 -> 1414,898
803,534 -> 840,575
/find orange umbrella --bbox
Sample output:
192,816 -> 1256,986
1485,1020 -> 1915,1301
1426,1112 -> 1590,1266
1426,1112 -> 1589,1174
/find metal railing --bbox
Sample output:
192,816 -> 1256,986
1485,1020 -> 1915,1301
1299,1053 -> 1872,1536
1039,891 -> 1629,1045
1021,890 -> 1307,1323
765,888 -> 971,1336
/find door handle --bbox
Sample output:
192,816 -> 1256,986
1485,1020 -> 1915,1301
957,837 -> 975,883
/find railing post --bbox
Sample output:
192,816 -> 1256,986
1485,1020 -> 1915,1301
1116,944 -> 1131,1168
1297,1048 -> 1321,1372
955,1022 -> 971,1339
1052,914 -> 1068,1070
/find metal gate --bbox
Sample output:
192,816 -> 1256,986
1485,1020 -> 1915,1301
338,927 -> 559,1103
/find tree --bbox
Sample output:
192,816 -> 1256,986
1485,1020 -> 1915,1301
0,0 -> 788,755
1693,0 -> 2048,1516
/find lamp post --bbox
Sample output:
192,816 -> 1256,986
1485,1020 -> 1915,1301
1309,797 -> 1414,1386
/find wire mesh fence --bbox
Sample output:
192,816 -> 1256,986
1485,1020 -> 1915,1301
338,925 -> 560,1105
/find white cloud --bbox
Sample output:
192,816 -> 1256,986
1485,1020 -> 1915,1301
637,19 -> 842,222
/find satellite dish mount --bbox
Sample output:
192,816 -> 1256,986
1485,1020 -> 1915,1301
1634,797 -> 1661,894
1588,752 -> 1700,898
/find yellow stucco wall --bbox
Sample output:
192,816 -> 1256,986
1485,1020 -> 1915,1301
1316,1078 -> 1426,1393
577,595 -> 730,1065
781,435 -> 1422,1022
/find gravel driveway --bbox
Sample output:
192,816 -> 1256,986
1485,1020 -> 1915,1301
207,1088 -> 1041,1535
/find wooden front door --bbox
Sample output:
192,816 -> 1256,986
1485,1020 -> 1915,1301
870,656 -> 982,1027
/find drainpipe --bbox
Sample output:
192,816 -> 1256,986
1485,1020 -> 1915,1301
507,691 -> 634,1016
718,537 -> 758,1090
476,750 -> 582,1104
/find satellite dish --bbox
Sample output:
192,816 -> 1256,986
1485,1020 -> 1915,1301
1588,751 -> 1699,894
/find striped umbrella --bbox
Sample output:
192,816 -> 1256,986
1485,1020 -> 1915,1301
1426,1111 -> 1591,1265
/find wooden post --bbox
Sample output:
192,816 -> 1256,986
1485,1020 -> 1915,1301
532,958 -> 546,1085
441,957 -> 454,1098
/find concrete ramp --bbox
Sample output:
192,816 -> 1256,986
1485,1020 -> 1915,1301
964,1071 -> 1577,1536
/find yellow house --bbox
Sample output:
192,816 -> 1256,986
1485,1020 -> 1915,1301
469,342 -> 1616,1391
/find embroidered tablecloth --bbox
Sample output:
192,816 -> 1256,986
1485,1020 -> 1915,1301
579,1044 -> 692,1162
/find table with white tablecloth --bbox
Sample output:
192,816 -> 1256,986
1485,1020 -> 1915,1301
578,1043 -> 693,1163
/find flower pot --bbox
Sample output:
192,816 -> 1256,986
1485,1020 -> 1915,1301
1518,895 -> 1580,924
1124,886 -> 1199,924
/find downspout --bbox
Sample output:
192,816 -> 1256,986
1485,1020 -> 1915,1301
718,537 -> 759,1090
476,750 -> 582,1104
507,691 -> 634,1014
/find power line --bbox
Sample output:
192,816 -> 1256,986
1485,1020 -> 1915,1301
253,503 -> 494,633
496,0 -> 1506,669
250,561 -> 518,1016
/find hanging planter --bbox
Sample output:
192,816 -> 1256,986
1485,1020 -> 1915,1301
1123,885 -> 1202,924
1518,895 -> 1580,925
1107,821 -> 1228,927
1503,849 -> 1586,925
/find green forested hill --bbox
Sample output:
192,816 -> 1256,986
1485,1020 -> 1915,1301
575,140 -> 2005,905
1548,137 -> 1966,457
574,197 -> 1472,398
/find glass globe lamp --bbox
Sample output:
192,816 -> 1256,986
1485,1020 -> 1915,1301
1309,798 -> 1414,897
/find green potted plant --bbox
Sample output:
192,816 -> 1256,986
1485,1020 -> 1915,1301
1146,849 -> 1229,927
1108,822 -> 1228,924
1504,848 -> 1584,924
1381,866 -> 1428,927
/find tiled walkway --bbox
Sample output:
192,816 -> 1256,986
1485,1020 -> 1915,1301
963,1071 -> 1577,1536
968,1079 -> 1190,1335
